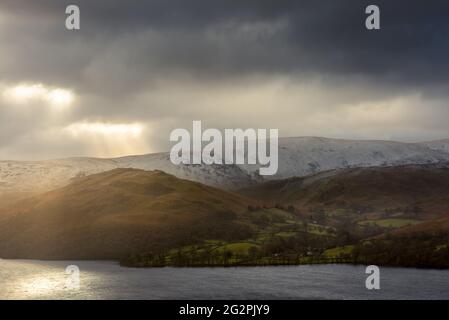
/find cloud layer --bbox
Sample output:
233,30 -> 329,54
1,0 -> 449,159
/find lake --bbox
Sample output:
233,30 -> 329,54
0,259 -> 448,299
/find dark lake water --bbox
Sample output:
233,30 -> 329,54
0,259 -> 448,299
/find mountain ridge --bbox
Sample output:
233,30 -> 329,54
2,136 -> 449,196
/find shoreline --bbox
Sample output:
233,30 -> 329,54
2,257 -> 448,270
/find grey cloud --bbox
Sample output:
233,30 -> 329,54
1,1 -> 449,160
1,0 -> 449,88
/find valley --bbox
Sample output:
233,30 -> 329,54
1,161 -> 449,268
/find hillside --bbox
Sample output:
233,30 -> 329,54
350,217 -> 449,269
240,164 -> 449,222
238,164 -> 449,268
2,137 -> 449,196
1,167 -> 448,268
0,168 -> 342,267
0,169 -> 257,260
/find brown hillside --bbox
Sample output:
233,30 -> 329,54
240,165 -> 449,219
0,169 -> 257,260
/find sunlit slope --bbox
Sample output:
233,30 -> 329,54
0,169 -> 256,259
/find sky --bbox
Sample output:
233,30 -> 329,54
1,0 -> 449,160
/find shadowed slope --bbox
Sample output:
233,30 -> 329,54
241,165 -> 449,220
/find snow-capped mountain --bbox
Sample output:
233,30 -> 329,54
420,139 -> 449,153
0,153 -> 257,194
1,137 -> 449,195
239,137 -> 449,180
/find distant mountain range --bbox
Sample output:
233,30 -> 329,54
2,137 -> 449,195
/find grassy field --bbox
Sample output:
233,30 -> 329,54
323,245 -> 355,258
159,207 -> 337,264
216,242 -> 259,255
358,218 -> 422,228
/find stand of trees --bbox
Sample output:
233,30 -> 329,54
351,232 -> 449,268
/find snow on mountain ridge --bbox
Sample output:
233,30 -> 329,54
1,137 -> 449,194
261,137 -> 449,180
420,139 -> 449,153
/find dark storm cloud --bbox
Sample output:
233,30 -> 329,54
1,0 -> 449,89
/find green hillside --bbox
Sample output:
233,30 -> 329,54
240,165 -> 449,223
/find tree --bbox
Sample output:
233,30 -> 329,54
223,250 -> 233,265
248,246 -> 260,262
